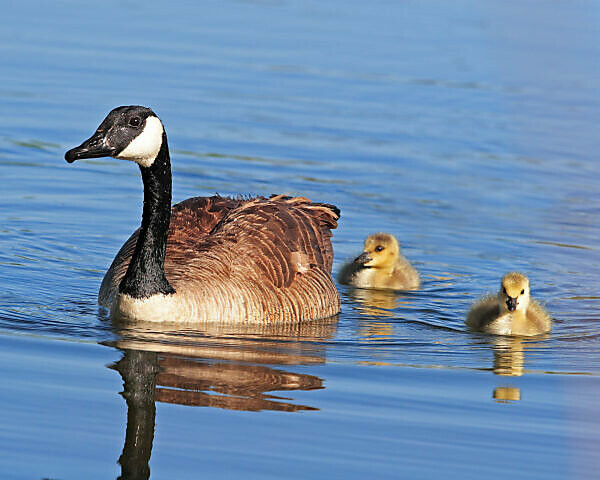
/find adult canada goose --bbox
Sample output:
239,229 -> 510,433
338,233 -> 420,290
466,272 -> 551,336
65,106 -> 340,323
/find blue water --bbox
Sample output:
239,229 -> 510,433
1,1 -> 600,479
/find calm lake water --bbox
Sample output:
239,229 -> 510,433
1,1 -> 600,478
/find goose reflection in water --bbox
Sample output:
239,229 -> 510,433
108,320 -> 336,480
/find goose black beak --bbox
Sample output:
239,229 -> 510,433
506,297 -> 517,312
354,252 -> 372,265
65,131 -> 116,163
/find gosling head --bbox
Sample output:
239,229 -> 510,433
498,272 -> 530,313
354,233 -> 400,269
65,105 -> 165,168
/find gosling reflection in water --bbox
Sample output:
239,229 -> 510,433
490,335 -> 547,403
355,288 -> 401,316
491,337 -> 524,403
347,287 -> 411,318
110,320 -> 336,479
342,287 -> 414,341
493,337 -> 525,377
493,386 -> 521,403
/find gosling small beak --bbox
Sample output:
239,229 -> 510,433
506,297 -> 517,312
354,252 -> 372,265
65,130 -> 116,163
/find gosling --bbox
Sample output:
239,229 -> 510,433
338,233 -> 420,290
466,272 -> 551,336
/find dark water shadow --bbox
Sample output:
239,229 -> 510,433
106,319 -> 337,479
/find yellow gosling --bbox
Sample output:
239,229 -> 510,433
466,272 -> 551,336
338,233 -> 420,290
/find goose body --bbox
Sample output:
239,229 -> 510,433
466,272 -> 551,336
338,233 -> 419,290
65,106 -> 340,323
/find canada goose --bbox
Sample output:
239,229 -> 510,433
338,233 -> 420,290
466,272 -> 551,336
64,105 -> 341,323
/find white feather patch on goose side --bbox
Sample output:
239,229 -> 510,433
116,116 -> 164,167
290,251 -> 310,274
112,292 -> 188,323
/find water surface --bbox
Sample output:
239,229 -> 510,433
1,1 -> 599,479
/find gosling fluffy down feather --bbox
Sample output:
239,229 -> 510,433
338,233 -> 419,290
466,272 -> 551,336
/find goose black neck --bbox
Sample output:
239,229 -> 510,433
119,133 -> 175,298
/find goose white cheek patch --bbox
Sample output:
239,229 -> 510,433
116,116 -> 164,167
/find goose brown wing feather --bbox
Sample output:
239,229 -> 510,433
206,196 -> 339,289
466,296 -> 501,330
168,196 -> 244,241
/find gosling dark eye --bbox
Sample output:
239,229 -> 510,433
374,245 -> 384,252
503,287 -> 507,294
521,289 -> 525,295
129,116 -> 141,127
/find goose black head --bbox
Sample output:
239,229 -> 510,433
65,106 -> 165,168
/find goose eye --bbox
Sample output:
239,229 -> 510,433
375,245 -> 384,252
521,289 -> 525,295
502,287 -> 507,294
129,116 -> 141,127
